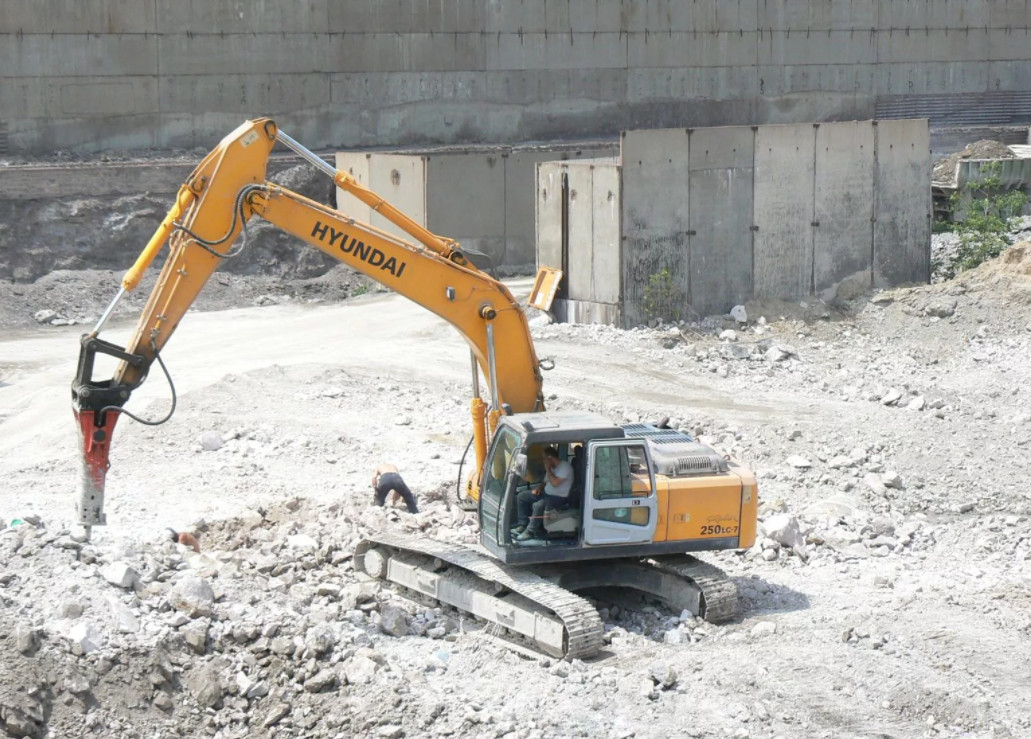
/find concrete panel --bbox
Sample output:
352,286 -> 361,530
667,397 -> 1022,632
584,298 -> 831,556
753,123 -> 816,300
877,29 -> 989,64
333,32 -> 484,74
0,0 -> 155,33
0,77 -> 159,118
813,121 -> 874,296
621,128 -> 691,326
487,33 -> 627,71
591,164 -> 622,304
157,0 -> 330,33
334,153 -> 373,225
759,31 -> 878,66
157,34 -> 323,76
426,153 -> 505,263
536,162 -> 565,272
566,165 -> 595,301
874,119 -> 930,287
485,0 -> 571,33
0,35 -> 158,77
987,29 -> 1031,62
687,126 -> 755,315
568,0 -> 626,33
328,0 -> 485,33
758,0 -> 818,30
881,0 -> 990,28
162,75 -> 331,116
627,66 -> 760,102
716,1 -> 759,32
331,72 -> 483,107
369,155 -> 427,241
761,64 -> 880,94
989,61 -> 1031,91
623,1 -> 723,33
989,0 -> 1031,27
939,0 -> 989,28
628,32 -> 758,69
506,152 -> 564,267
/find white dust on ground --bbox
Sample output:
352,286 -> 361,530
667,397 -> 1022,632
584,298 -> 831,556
1,253 -> 1030,738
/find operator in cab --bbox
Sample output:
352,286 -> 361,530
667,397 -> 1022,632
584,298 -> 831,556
512,447 -> 573,542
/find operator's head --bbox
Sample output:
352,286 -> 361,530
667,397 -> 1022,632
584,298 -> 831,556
543,447 -> 559,460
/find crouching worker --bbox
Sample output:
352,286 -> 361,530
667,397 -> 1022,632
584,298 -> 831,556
512,447 -> 572,541
371,463 -> 420,514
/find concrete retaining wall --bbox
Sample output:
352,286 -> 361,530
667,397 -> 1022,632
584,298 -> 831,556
2,1 -> 1030,154
537,159 -> 623,325
543,120 -> 930,326
336,143 -> 616,270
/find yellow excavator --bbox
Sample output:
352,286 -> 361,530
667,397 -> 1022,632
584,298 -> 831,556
72,118 -> 758,659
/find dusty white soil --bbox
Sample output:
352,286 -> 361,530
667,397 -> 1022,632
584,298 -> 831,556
1,246 -> 1031,739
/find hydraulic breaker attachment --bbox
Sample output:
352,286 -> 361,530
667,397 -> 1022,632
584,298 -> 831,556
71,334 -> 146,538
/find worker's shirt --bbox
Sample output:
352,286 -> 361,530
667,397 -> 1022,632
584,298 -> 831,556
544,460 -> 574,498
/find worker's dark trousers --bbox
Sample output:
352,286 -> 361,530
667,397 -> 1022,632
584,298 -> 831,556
374,472 -> 419,513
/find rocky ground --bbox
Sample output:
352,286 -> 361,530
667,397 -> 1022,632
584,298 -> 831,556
2,233 -> 1031,739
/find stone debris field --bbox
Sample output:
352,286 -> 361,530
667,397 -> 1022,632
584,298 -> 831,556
1,209 -> 1031,739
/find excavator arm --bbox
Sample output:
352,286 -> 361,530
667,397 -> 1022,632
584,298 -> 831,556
72,118 -> 545,535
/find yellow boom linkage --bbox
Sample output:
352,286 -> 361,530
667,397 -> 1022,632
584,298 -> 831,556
72,118 -> 545,535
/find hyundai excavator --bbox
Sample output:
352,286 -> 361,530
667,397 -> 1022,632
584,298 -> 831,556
72,118 -> 758,659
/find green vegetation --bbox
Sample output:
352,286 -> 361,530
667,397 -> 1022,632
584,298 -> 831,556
936,161 -> 1028,280
641,268 -> 684,323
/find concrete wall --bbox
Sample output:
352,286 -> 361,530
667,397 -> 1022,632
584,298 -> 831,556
3,1 -> 1031,154
558,120 -> 930,326
338,143 -> 616,270
537,159 -> 622,324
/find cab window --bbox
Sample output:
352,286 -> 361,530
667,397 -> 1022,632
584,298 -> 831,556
593,444 -> 652,500
484,429 -> 520,497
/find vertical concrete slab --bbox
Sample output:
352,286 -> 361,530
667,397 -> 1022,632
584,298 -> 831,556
620,129 -> 691,327
369,154 -> 427,241
753,124 -> 816,300
566,164 -> 595,302
334,152 -> 373,224
813,121 -> 875,297
536,162 -> 565,272
687,126 -> 755,315
426,153 -> 505,265
874,119 -> 931,287
591,164 -> 622,305
507,151 -> 562,267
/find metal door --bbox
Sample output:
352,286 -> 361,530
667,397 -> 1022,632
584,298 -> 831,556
583,439 -> 658,546
479,427 -> 521,547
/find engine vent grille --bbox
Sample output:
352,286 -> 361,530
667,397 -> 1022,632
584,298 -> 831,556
0,121 -> 8,156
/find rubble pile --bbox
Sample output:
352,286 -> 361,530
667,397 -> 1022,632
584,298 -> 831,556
2,231 -> 1031,737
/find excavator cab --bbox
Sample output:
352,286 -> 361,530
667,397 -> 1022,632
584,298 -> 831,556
478,411 -> 660,565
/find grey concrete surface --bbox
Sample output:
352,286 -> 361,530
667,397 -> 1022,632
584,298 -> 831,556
753,124 -> 817,302
542,120 -> 930,326
688,126 -> 755,317
334,143 -> 615,269
2,1 -> 1030,154
874,119 -> 931,287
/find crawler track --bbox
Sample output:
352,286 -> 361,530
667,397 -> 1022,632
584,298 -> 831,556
650,554 -> 738,623
356,531 -> 604,659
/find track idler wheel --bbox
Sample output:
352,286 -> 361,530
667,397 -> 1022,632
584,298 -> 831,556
362,547 -> 390,580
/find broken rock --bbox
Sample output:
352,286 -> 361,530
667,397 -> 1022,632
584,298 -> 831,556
170,575 -> 215,617
100,561 -> 138,589
379,604 -> 409,637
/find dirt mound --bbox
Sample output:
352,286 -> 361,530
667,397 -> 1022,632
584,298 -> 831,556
931,139 -> 1016,184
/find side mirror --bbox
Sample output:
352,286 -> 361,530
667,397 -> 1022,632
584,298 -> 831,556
512,453 -> 528,479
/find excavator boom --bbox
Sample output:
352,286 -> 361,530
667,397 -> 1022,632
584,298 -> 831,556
72,118 -> 543,535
